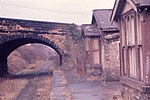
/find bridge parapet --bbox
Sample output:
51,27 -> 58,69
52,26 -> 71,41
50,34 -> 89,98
0,17 -> 72,55
0,17 -> 71,35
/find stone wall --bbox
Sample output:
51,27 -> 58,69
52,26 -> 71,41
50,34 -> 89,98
40,34 -> 66,53
122,85 -> 150,100
0,18 -> 88,76
63,25 -> 86,75
104,40 -> 120,81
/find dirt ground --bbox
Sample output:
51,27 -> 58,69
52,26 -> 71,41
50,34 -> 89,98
0,61 -> 53,100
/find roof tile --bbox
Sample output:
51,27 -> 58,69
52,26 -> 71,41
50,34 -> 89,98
82,24 -> 101,36
93,9 -> 118,30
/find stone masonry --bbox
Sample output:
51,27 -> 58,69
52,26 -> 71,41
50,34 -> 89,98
104,41 -> 120,81
0,18 -> 74,76
0,17 -> 120,82
63,25 -> 86,75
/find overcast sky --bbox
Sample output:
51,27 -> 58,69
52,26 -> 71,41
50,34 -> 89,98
0,0 -> 115,24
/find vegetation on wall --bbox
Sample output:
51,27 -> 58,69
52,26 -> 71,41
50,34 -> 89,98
64,25 -> 86,74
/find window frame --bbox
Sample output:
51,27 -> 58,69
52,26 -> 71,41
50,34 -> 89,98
120,11 -> 141,79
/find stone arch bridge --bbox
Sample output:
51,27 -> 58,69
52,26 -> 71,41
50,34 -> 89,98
0,17 -> 76,76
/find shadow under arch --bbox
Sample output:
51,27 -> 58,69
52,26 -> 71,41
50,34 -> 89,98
0,34 -> 63,76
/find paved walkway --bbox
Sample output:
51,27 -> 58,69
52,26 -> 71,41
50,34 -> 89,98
50,69 -> 123,100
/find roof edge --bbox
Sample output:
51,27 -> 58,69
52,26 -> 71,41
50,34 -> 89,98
92,9 -> 113,12
110,0 -> 121,23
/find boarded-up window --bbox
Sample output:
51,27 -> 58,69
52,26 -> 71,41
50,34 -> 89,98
122,49 -> 125,75
125,14 -> 137,78
121,19 -> 125,46
92,38 -> 100,64
129,48 -> 137,77
130,15 -> 135,45
131,15 -> 135,45
93,50 -> 100,64
136,14 -> 142,45
138,47 -> 143,80
85,38 -> 90,50
126,17 -> 130,45
93,38 -> 99,50
121,11 -> 144,81
122,48 -> 127,76
126,15 -> 135,45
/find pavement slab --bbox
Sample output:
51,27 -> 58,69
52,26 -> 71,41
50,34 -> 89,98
50,70 -> 71,100
50,69 -> 123,100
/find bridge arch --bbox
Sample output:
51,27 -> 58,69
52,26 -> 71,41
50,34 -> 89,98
0,34 -> 63,76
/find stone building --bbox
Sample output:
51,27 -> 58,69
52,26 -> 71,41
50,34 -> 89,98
111,0 -> 150,99
91,9 -> 120,81
82,24 -> 102,76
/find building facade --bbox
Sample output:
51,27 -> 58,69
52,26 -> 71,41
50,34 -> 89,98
92,9 -> 120,81
82,24 -> 102,76
111,0 -> 150,99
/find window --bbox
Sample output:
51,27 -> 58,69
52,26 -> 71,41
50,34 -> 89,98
129,12 -> 144,80
129,47 -> 137,77
125,14 -> 137,78
122,49 -> 127,76
121,19 -> 125,46
93,38 -> 99,50
126,17 -> 130,45
123,49 -> 127,76
131,15 -> 135,45
93,50 -> 100,64
138,47 -> 143,80
121,11 -> 144,81
136,14 -> 142,45
126,15 -> 135,45
92,38 -> 100,64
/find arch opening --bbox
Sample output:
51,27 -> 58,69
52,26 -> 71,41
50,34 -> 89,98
0,34 -> 63,76
8,43 -> 60,75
